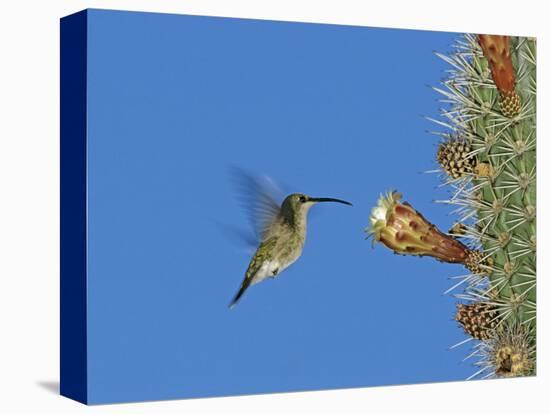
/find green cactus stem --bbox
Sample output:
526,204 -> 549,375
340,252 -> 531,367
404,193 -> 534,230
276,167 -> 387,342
433,34 -> 536,377
366,34 -> 536,379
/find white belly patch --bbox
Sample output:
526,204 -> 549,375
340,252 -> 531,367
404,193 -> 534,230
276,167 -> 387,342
252,260 -> 281,285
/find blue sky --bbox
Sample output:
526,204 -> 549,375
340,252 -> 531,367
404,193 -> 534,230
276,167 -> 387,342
85,9 -> 474,403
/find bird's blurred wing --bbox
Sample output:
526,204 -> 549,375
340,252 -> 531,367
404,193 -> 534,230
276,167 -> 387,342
230,168 -> 283,242
213,220 -> 258,254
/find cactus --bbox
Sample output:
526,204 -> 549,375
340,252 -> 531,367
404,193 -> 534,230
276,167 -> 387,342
434,34 -> 536,378
367,34 -> 536,379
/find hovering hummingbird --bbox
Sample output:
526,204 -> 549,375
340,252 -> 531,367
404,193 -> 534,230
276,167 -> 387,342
229,172 -> 352,309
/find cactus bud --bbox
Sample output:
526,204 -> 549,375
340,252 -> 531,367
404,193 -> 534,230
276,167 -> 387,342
437,138 -> 477,179
478,35 -> 521,117
455,303 -> 499,340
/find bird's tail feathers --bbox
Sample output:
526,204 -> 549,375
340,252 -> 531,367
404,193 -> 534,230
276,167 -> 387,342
228,278 -> 253,309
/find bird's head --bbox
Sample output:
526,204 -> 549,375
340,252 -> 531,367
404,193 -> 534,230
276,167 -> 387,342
282,193 -> 352,216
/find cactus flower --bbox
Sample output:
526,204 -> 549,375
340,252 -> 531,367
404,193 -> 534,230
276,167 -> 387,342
367,191 -> 476,265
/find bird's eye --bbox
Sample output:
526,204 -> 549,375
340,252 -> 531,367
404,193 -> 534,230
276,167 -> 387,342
299,196 -> 306,203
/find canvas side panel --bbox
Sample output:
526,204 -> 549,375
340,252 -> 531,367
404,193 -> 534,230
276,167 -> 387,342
60,9 -> 88,404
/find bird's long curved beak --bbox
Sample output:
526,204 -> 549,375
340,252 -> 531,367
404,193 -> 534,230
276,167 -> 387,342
309,197 -> 352,206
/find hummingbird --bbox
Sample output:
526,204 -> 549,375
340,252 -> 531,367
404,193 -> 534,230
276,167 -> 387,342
228,174 -> 352,309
